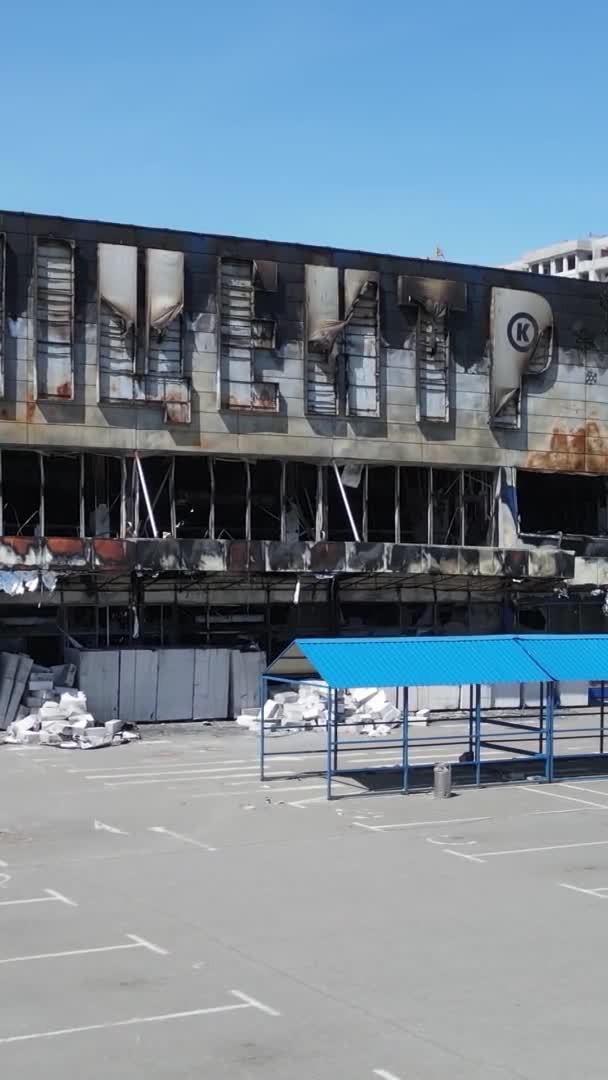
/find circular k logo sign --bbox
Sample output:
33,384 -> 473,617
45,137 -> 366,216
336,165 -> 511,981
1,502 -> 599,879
507,312 -> 539,353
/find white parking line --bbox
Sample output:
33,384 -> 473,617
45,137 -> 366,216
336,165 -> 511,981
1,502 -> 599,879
559,882 -> 608,899
0,990 -> 280,1045
94,820 -> 129,836
353,815 -> 490,833
561,782 -> 608,798
70,756 -> 302,775
287,796 -> 326,808
93,764 -> 266,781
373,1070 -> 403,1080
444,849 -> 486,864
0,934 -> 168,965
0,889 -> 77,908
450,839 -> 608,864
230,990 -> 281,1017
524,787 -> 608,810
148,826 -> 216,853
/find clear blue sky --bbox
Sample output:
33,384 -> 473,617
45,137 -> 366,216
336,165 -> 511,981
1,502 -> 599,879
2,0 -> 606,265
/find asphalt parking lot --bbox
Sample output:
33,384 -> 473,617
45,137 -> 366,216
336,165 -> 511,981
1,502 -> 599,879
2,724 -> 608,1079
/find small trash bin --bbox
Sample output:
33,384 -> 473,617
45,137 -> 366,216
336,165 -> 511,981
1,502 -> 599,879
433,762 -> 452,799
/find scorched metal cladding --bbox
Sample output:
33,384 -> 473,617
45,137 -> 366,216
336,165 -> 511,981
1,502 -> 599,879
97,242 -> 190,423
0,208 -> 606,477
490,287 -> 554,428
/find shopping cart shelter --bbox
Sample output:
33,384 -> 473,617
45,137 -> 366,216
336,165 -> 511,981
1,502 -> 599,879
261,635 -> 608,797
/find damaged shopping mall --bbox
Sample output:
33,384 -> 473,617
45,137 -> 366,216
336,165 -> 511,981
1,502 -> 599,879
0,209 -> 606,719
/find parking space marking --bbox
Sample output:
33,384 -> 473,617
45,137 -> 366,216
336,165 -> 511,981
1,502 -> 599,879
0,989 -> 280,1045
0,889 -> 77,908
148,826 -> 216,853
69,754 -> 303,774
373,1071 -> 403,1080
354,815 -> 490,833
446,838 -> 608,865
94,765 -> 267,781
444,848 -> 486,863
230,990 -> 281,1017
559,883 -> 608,900
524,787 -> 608,810
105,770 -> 286,788
287,796 -> 326,808
561,782 -> 608,798
94,820 -> 129,836
0,933 -> 168,965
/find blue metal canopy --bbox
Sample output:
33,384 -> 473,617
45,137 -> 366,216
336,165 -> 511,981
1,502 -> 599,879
266,635 -> 550,688
518,635 -> 608,682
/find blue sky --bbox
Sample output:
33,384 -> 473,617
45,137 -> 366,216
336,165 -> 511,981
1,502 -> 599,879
2,0 -> 606,265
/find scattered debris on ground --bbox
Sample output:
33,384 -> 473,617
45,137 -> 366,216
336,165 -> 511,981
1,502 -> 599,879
2,659 -> 139,748
236,684 -> 431,735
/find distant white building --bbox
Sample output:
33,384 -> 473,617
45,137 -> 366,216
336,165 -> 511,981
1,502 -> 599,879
506,235 -> 608,282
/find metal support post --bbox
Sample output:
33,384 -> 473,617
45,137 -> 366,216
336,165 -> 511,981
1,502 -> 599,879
474,684 -> 482,786
326,689 -> 334,799
259,675 -> 265,781
333,689 -> 339,772
401,686 -> 409,793
539,683 -> 544,755
601,681 -> 605,755
468,684 -> 474,755
545,682 -> 555,781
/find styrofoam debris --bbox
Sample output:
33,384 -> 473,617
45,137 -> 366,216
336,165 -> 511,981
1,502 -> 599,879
263,700 -> 281,720
59,690 -> 87,717
2,665 -> 138,749
273,691 -> 298,704
105,719 -> 125,736
282,704 -> 304,723
350,687 -> 379,704
39,729 -> 62,746
78,726 -> 113,749
71,714 -> 95,729
39,701 -> 70,721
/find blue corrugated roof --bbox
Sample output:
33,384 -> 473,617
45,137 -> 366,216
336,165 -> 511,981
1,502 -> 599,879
518,635 -> 608,682
268,635 -> 549,688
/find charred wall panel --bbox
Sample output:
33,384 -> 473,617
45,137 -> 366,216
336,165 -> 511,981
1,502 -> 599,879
34,239 -> 74,400
2,209 -> 608,479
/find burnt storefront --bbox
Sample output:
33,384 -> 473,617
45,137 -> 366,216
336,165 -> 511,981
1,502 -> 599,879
0,210 -> 605,676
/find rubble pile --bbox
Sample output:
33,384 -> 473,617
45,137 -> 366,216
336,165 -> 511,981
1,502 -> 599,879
3,662 -> 139,749
236,684 -> 416,735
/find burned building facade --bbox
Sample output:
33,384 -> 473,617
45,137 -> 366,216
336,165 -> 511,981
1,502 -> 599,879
0,208 -> 605,668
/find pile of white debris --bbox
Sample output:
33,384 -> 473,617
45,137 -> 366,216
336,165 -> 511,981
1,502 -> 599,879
236,684 -> 423,735
3,662 -> 139,749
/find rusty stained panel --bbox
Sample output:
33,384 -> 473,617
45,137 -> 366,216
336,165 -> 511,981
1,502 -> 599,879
101,371 -> 191,423
91,539 -> 135,569
35,239 -> 74,400
0,536 -> 574,579
525,421 -> 608,474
